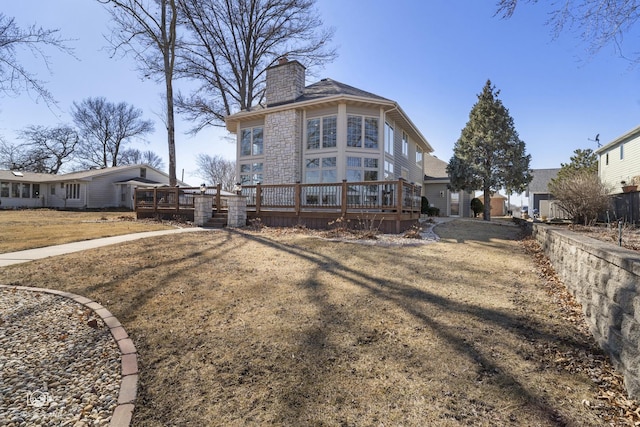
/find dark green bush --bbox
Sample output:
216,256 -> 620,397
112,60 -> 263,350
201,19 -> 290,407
470,198 -> 484,217
427,206 -> 440,216
421,196 -> 430,214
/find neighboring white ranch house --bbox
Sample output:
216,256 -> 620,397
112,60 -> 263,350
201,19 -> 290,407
0,164 -> 184,210
225,58 -> 433,190
597,125 -> 640,192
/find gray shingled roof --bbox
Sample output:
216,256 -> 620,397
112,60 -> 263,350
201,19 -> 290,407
295,78 -> 391,103
528,168 -> 560,193
423,155 -> 449,180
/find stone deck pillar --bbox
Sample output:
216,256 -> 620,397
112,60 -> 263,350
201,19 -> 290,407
227,195 -> 247,228
194,195 -> 213,226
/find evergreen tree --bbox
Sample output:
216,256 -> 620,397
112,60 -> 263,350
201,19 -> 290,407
552,148 -> 598,184
447,80 -> 532,220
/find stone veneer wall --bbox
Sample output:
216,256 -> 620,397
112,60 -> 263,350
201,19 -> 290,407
533,224 -> 640,398
263,110 -> 301,185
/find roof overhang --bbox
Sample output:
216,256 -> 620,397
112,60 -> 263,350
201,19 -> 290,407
225,95 -> 433,153
596,125 -> 640,154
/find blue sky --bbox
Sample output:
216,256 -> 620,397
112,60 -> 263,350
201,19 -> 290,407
2,1 -> 639,186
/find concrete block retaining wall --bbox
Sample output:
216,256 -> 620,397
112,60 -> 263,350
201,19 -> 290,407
533,224 -> 640,398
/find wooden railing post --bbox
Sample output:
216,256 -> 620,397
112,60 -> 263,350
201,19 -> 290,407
396,179 -> 405,213
294,181 -> 301,215
256,182 -> 262,215
175,187 -> 180,214
153,188 -> 157,213
216,184 -> 222,213
341,180 -> 348,217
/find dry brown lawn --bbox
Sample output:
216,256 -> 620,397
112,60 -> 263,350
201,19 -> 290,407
0,209 -> 175,253
1,217 -> 636,425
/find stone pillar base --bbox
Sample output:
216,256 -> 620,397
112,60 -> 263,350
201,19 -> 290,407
227,195 -> 247,228
194,195 -> 213,226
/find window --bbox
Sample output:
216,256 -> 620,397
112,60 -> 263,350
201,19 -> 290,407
11,183 -> 20,198
606,153 -> 609,165
240,126 -> 263,157
347,116 -> 362,147
346,157 -> 379,182
50,185 -> 56,195
21,183 -> 30,198
66,183 -> 80,199
140,168 -> 147,178
347,115 -> 378,149
239,162 -> 263,185
0,182 -> 8,197
621,144 -> 625,160
384,160 -> 395,179
385,122 -> 394,155
32,184 -> 39,198
306,116 -> 337,150
305,156 -> 337,183
416,146 -> 423,164
402,132 -> 409,157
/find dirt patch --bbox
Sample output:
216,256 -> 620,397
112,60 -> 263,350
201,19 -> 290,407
1,219 -> 638,425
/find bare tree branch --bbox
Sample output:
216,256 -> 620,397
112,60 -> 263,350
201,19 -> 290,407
175,0 -> 336,133
0,13 -> 74,106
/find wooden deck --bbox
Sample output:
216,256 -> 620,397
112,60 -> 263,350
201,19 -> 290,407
134,180 -> 422,233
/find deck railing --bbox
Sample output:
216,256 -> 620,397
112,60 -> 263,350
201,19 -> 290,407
134,184 -> 223,214
134,180 -> 422,230
242,179 -> 421,215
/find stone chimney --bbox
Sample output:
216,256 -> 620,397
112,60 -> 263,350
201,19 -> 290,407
265,57 -> 306,107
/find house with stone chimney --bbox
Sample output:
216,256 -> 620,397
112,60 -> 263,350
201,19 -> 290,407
225,58 -> 433,188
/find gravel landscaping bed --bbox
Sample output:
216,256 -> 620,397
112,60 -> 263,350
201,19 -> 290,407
0,288 -> 121,426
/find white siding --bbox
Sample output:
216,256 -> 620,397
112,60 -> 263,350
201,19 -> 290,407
599,134 -> 640,193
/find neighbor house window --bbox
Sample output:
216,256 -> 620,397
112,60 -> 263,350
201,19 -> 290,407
50,185 -> 56,195
66,183 -> 80,200
385,122 -> 394,155
402,132 -> 409,157
305,156 -> 337,183
620,144 -> 625,160
21,183 -> 30,198
240,126 -> 263,157
347,115 -> 378,149
605,153 -> 609,165
32,184 -> 40,198
11,183 -> 20,198
239,162 -> 263,185
416,146 -> 423,164
0,182 -> 8,197
140,168 -> 147,178
306,116 -> 337,150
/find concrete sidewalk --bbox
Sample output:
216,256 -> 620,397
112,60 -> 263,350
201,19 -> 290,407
0,227 -> 210,267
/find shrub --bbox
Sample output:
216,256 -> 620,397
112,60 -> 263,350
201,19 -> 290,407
421,196 -> 430,214
470,198 -> 484,217
427,206 -> 440,216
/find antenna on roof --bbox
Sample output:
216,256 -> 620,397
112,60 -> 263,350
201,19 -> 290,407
588,133 -> 601,147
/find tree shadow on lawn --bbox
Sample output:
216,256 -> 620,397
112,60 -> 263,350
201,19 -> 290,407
231,228 -> 598,425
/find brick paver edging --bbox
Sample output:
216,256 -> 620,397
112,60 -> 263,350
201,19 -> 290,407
0,285 -> 138,427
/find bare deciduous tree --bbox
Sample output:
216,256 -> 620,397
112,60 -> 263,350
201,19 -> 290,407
548,172 -> 611,225
176,0 -> 336,133
0,13 -> 73,105
71,97 -> 154,169
17,125 -> 79,174
98,0 -> 179,185
497,1 -> 640,62
194,153 -> 236,191
120,148 -> 165,169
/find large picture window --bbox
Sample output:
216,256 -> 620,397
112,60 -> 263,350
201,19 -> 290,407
240,126 -> 263,157
239,162 -> 263,185
305,156 -> 337,183
306,116 -> 337,150
347,115 -> 378,149
346,157 -> 379,182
